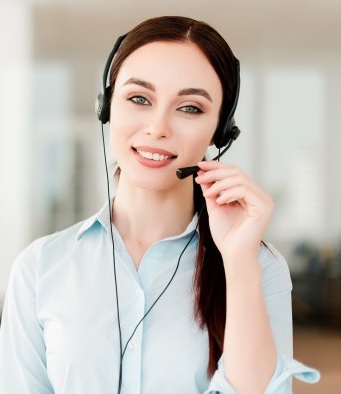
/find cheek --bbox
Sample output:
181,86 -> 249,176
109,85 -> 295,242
110,102 -> 147,141
108,119 -> 127,161
184,117 -> 217,146
109,107 -> 135,145
181,130 -> 214,163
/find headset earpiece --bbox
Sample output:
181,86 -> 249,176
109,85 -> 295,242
95,86 -> 111,124
213,58 -> 241,149
213,118 -> 241,149
96,34 -> 127,124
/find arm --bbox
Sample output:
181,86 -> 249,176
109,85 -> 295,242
223,264 -> 276,393
195,161 -> 318,393
204,244 -> 320,394
0,242 -> 54,393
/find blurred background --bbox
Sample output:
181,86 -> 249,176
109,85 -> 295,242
1,0 -> 340,392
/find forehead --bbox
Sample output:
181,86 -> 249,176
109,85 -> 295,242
115,41 -> 222,98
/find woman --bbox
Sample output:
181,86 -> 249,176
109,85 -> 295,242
0,16 -> 319,393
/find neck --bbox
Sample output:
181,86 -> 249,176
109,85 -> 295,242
112,174 -> 195,264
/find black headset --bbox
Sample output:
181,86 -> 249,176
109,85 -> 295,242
95,34 -> 241,150
213,58 -> 241,149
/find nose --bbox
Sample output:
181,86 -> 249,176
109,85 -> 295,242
144,108 -> 172,139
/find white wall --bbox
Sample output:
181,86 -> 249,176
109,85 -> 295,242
0,3 -> 32,301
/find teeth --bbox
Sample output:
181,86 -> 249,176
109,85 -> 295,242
137,150 -> 170,161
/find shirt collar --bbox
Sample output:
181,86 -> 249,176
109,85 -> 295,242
76,200 -> 112,240
76,200 -> 199,241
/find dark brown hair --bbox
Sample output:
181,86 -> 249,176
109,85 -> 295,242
109,16 -> 238,377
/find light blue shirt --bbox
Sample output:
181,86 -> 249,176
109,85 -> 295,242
0,202 -> 319,393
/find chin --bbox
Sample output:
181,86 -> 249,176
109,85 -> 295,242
129,170 -> 181,193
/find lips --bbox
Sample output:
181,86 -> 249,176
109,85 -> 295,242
136,150 -> 170,161
132,146 -> 177,168
133,146 -> 177,161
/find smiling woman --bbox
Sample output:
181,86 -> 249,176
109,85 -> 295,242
0,15 -> 320,394
109,40 -> 222,189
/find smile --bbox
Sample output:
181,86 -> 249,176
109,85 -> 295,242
136,149 -> 172,161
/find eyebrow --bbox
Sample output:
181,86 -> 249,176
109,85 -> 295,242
123,78 -> 212,102
178,88 -> 212,102
123,78 -> 155,91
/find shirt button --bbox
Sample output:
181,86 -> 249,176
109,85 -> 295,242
136,289 -> 144,297
128,340 -> 137,349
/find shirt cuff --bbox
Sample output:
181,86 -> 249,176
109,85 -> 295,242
204,354 -> 320,394
264,354 -> 320,393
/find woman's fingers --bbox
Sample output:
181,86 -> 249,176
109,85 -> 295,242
195,160 -> 273,217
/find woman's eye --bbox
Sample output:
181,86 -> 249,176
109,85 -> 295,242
178,105 -> 203,114
129,96 -> 150,105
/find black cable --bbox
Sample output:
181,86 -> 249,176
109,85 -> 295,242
100,122 -> 204,393
100,123 -> 123,391
120,207 -> 204,360
211,139 -> 232,162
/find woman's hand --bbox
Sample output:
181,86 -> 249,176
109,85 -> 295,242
195,160 -> 274,277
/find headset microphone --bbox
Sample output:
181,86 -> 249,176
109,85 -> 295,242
176,126 -> 241,179
176,166 -> 200,179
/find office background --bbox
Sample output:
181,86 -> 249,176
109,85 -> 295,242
1,1 -> 340,392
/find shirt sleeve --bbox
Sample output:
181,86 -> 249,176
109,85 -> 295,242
204,243 -> 320,394
0,241 -> 54,393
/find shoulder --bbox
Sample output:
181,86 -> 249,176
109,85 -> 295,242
259,242 -> 293,295
9,213 -> 101,282
30,217 -> 95,256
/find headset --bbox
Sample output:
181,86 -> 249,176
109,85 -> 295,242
95,34 -> 241,158
95,34 -> 127,125
95,33 -> 241,393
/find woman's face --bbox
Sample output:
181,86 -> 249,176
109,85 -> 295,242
109,40 -> 223,191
